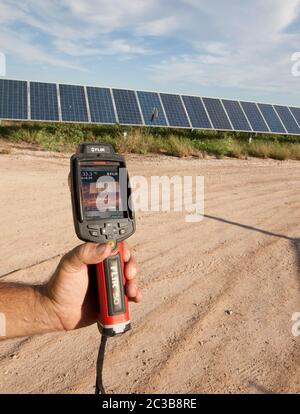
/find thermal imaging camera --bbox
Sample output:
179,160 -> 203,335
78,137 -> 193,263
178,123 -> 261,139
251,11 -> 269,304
70,143 -> 135,337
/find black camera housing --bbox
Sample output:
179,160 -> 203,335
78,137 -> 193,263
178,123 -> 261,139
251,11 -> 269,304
70,143 -> 135,244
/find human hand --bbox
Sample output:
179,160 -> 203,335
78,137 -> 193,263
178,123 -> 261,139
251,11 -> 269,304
42,241 -> 141,331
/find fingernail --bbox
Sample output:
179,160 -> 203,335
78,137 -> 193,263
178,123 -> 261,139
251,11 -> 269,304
106,240 -> 116,250
96,244 -> 107,255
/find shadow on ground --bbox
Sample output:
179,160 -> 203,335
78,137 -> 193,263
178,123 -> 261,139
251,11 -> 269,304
204,214 -> 300,283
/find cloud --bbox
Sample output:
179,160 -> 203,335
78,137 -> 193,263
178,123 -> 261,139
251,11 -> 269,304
135,16 -> 181,36
0,0 -> 299,102
148,0 -> 300,100
53,38 -> 153,57
0,28 -> 86,72
0,0 -> 160,69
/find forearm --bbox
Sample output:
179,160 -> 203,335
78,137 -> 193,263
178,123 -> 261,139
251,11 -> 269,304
0,283 -> 64,340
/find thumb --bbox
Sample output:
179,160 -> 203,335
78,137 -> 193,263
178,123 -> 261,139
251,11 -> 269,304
61,242 -> 112,272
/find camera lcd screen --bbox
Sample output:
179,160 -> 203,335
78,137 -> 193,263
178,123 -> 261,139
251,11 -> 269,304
80,165 -> 127,220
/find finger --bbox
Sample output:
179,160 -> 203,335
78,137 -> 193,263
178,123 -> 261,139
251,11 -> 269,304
61,242 -> 111,272
122,240 -> 131,262
134,290 -> 143,303
126,280 -> 137,299
127,287 -> 143,303
126,281 -> 142,302
124,255 -> 138,281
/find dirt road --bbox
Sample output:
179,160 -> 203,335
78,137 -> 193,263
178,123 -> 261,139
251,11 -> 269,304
0,146 -> 299,394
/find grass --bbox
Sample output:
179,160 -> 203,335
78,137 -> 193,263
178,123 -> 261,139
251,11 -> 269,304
0,121 -> 300,160
246,141 -> 300,160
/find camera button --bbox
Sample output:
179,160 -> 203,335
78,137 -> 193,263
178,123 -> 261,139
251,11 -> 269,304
87,225 -> 99,230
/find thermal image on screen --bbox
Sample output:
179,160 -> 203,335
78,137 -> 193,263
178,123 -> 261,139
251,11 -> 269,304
80,166 -> 125,220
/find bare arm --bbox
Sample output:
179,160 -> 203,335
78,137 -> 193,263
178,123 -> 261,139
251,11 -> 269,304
0,283 -> 62,339
0,242 -> 141,340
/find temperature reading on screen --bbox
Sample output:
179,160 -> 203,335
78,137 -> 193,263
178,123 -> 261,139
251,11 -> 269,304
81,171 -> 93,179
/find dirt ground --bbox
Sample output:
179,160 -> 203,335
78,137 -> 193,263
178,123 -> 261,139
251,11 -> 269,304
0,144 -> 299,394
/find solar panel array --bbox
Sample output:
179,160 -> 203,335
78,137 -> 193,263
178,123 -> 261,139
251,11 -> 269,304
0,78 -> 300,135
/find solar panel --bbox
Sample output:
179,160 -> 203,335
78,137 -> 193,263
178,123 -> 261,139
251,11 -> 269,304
240,101 -> 269,132
257,103 -> 286,134
202,97 -> 232,130
181,95 -> 212,129
30,82 -> 59,121
274,105 -> 300,135
160,93 -> 190,128
137,91 -> 167,126
222,99 -> 252,131
0,79 -> 27,120
112,89 -> 143,125
59,84 -> 88,122
288,107 -> 300,129
2,78 -> 300,136
87,87 -> 116,124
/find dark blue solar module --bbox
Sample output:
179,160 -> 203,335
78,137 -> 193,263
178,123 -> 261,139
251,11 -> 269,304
181,95 -> 212,129
222,99 -> 252,131
137,91 -> 167,126
87,87 -> 116,124
288,107 -> 300,129
257,103 -> 286,133
2,78 -> 300,136
112,89 -> 143,125
202,98 -> 232,130
160,93 -> 190,128
30,82 -> 59,121
0,79 -> 27,120
59,84 -> 88,122
240,101 -> 269,132
274,105 -> 300,135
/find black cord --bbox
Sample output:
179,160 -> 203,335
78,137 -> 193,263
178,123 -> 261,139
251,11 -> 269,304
95,335 -> 108,394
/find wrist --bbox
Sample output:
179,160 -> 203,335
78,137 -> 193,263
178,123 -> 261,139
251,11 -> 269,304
36,285 -> 65,333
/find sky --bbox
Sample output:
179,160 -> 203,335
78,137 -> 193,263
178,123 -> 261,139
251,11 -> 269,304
0,0 -> 300,105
